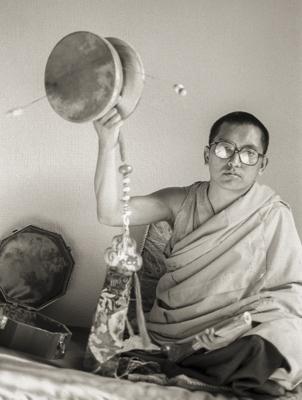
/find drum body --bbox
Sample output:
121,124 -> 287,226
45,31 -> 145,122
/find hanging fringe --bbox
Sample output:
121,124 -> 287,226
134,272 -> 152,348
125,316 -> 135,338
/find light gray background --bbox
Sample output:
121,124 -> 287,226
0,0 -> 301,327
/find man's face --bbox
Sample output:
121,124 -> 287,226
205,122 -> 268,193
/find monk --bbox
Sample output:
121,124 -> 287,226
93,110 -> 302,395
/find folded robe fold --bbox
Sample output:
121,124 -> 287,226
147,181 -> 302,390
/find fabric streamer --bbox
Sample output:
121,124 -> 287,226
84,131 -> 154,376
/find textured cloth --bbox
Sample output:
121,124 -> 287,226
84,269 -> 133,374
179,335 -> 287,396
147,181 -> 302,390
122,335 -> 287,397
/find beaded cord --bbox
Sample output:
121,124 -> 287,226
104,132 -> 143,274
103,130 -> 151,348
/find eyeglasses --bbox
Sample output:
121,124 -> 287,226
209,140 -> 264,166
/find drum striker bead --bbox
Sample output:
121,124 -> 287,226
119,164 -> 133,175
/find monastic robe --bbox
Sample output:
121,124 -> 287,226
147,181 -> 302,390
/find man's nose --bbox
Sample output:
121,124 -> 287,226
228,151 -> 241,167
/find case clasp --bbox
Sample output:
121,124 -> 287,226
0,315 -> 8,330
56,334 -> 66,357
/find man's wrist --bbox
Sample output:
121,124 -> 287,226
98,139 -> 118,153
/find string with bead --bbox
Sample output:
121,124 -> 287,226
3,66 -> 187,119
4,95 -> 47,118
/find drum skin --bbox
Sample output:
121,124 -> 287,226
45,31 -> 145,123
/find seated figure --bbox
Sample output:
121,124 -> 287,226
93,109 -> 302,395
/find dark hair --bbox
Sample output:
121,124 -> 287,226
209,111 -> 269,154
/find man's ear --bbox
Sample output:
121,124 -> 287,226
258,156 -> 268,175
204,146 -> 210,164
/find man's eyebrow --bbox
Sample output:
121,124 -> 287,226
218,139 -> 261,151
241,144 -> 258,150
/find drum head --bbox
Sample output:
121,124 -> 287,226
45,31 -> 123,123
45,32 -> 145,123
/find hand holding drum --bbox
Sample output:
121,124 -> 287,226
93,108 -> 124,151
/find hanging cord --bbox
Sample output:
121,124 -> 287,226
118,131 -> 152,348
133,272 -> 152,347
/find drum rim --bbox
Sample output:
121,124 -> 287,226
106,37 -> 145,119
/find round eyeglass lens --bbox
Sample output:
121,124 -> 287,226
240,148 -> 258,165
215,142 -> 235,158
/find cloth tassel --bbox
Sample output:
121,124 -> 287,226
126,316 -> 135,337
134,272 -> 152,348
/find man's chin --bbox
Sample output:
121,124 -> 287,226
218,176 -> 247,191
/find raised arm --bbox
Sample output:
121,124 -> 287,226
93,109 -> 186,227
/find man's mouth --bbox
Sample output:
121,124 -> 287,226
223,170 -> 242,178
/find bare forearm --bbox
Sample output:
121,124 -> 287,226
94,146 -> 119,223
95,146 -> 125,225
93,108 -> 186,228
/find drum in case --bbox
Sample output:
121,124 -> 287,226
0,225 -> 74,359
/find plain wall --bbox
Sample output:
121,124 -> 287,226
0,0 -> 301,327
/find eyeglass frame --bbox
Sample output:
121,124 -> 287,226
208,139 -> 265,166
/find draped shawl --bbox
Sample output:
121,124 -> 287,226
147,181 -> 302,389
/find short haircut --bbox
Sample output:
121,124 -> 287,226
209,111 -> 269,154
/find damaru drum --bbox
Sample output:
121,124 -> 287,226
45,31 -> 145,122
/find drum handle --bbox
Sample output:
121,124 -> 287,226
118,130 -> 126,163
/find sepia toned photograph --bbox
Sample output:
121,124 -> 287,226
0,1 -> 301,399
